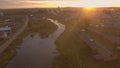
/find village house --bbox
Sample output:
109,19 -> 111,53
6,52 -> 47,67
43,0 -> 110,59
0,26 -> 11,39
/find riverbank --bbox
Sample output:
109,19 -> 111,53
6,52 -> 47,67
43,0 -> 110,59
0,16 -> 28,68
0,18 -> 58,68
51,19 -> 87,68
0,30 -> 28,68
4,19 -> 65,68
28,18 -> 57,38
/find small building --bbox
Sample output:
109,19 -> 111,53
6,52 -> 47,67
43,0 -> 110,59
0,26 -> 11,39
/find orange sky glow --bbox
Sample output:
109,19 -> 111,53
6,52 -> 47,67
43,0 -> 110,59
27,0 -> 120,8
0,0 -> 120,8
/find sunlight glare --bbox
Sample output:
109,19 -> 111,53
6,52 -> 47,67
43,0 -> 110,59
84,7 -> 95,11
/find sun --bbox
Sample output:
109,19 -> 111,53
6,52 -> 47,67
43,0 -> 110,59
83,7 -> 95,11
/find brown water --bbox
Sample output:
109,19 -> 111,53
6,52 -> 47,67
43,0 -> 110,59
4,19 -> 65,68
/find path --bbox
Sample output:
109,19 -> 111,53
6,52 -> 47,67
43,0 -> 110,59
0,16 -> 28,54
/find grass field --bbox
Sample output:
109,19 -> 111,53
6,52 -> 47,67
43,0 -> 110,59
92,26 -> 120,37
86,30 -> 117,49
28,19 -> 57,38
51,19 -> 120,68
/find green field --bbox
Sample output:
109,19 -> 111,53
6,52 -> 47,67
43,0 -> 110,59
92,26 -> 120,37
51,19 -> 120,68
28,19 -> 57,38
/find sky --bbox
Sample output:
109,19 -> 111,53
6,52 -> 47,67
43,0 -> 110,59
0,0 -> 120,9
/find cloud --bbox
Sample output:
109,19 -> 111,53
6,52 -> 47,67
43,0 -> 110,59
0,0 -> 35,8
0,0 -> 120,9
0,0 -> 79,8
0,0 -> 76,5
0,0 -> 26,5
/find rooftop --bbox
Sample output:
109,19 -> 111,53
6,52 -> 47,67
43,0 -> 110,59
0,26 -> 11,31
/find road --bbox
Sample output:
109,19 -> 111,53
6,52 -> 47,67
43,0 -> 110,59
0,16 -> 28,54
78,30 -> 116,61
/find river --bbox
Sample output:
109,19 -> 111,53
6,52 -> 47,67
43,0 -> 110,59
4,19 -> 65,68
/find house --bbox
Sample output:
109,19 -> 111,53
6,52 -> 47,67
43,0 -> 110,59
0,26 -> 11,39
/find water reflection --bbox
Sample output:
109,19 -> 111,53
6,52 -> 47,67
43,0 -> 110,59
4,19 -> 65,68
